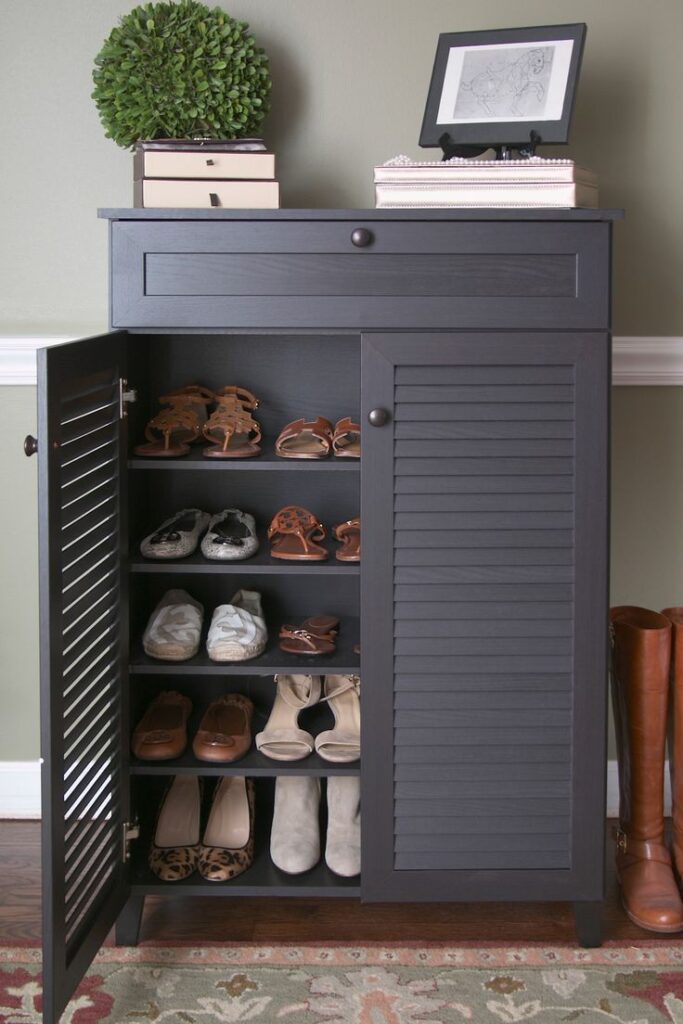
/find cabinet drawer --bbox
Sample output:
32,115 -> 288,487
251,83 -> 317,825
137,179 -> 280,209
111,219 -> 609,330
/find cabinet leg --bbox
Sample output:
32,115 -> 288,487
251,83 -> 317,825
574,901 -> 602,947
115,894 -> 145,947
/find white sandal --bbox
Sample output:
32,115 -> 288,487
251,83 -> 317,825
315,675 -> 361,763
255,674 -> 321,761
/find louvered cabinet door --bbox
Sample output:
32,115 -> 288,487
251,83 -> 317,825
37,333 -> 130,1024
360,332 -> 609,902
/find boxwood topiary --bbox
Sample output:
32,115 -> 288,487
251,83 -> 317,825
92,0 -> 271,148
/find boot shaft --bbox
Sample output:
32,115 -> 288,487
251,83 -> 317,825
610,606 -> 671,841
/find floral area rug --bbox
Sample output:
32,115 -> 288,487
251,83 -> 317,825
4,945 -> 683,1022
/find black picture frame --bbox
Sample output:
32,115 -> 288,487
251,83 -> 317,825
419,23 -> 586,154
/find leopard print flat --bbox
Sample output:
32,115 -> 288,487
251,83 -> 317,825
198,777 -> 255,882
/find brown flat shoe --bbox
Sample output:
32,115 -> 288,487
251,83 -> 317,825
332,417 -> 360,458
268,506 -> 328,561
132,691 -> 193,761
202,386 -> 261,459
134,385 -> 213,458
334,517 -> 360,561
193,693 -> 254,762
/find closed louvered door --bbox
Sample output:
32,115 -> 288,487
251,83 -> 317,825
38,333 -> 130,1024
361,332 -> 608,902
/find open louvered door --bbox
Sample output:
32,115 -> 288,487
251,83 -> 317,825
37,333 -> 130,1024
361,332 -> 608,908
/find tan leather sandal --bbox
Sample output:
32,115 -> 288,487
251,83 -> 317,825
268,506 -> 328,561
275,416 -> 333,459
279,623 -> 337,655
134,385 -> 213,457
333,517 -> 360,562
332,417 -> 361,458
202,386 -> 262,459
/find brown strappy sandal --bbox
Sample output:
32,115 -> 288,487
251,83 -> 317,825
332,417 -> 361,458
279,623 -> 337,655
275,417 -> 333,459
268,506 -> 328,561
333,517 -> 361,562
202,386 -> 262,459
134,385 -> 213,457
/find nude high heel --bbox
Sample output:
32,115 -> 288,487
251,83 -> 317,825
255,675 -> 322,761
315,675 -> 360,763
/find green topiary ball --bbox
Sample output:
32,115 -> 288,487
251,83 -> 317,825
92,0 -> 271,149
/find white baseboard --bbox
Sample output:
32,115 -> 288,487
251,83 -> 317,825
0,758 -> 665,820
0,761 -> 41,818
0,335 -> 683,387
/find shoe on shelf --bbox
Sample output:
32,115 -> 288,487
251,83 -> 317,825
149,775 -> 201,881
325,776 -> 361,877
270,776 -> 321,874
131,691 -> 192,761
315,675 -> 361,763
278,620 -> 338,655
206,590 -> 267,662
140,508 -> 210,560
255,674 -> 322,761
193,693 -> 254,763
142,589 -> 203,661
268,506 -> 328,561
332,417 -> 360,458
198,776 -> 255,881
134,385 -> 214,458
201,509 -> 259,561
275,416 -> 333,459
333,517 -> 360,562
202,385 -> 261,459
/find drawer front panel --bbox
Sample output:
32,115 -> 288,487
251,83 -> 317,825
361,332 -> 608,901
143,150 -> 276,179
111,220 -> 609,329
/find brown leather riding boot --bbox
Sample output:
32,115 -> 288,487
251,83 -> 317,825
610,606 -> 683,932
662,607 -> 683,881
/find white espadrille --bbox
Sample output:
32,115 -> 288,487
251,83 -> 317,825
201,509 -> 259,561
142,589 -> 204,661
270,776 -> 321,874
206,589 -> 267,662
140,508 -> 210,560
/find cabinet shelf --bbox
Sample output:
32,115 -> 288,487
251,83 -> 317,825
130,749 -> 360,777
129,450 -> 360,472
130,538 -> 360,575
129,622 -> 360,676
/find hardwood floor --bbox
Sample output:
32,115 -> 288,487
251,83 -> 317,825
0,820 -> 672,945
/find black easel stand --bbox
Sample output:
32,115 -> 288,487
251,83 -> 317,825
438,130 -> 542,162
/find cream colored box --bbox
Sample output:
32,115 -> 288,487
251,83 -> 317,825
139,178 -> 280,209
143,150 -> 275,180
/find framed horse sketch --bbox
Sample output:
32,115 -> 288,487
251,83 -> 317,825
420,23 -> 586,154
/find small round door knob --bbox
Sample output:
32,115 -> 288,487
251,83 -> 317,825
24,435 -> 38,457
368,408 -> 389,427
351,227 -> 373,248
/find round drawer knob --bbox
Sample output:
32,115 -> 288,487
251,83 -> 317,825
368,408 -> 389,427
24,435 -> 38,457
351,227 -> 373,248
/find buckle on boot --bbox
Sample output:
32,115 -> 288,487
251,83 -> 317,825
613,827 -> 628,853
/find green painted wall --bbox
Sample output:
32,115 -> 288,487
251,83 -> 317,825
1,0 -> 682,759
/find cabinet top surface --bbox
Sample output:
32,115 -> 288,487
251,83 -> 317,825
98,207 -> 623,222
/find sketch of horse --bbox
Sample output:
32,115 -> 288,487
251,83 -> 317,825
461,48 -> 548,116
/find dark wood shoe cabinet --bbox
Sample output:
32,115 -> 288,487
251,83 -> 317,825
36,208 -> 619,1022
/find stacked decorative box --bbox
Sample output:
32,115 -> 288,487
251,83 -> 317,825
134,139 -> 279,208
374,155 -> 598,209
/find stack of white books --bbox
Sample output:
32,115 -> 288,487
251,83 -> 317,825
134,139 -> 280,209
374,155 -> 598,209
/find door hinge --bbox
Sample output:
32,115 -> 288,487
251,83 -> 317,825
122,819 -> 140,862
119,378 -> 137,419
